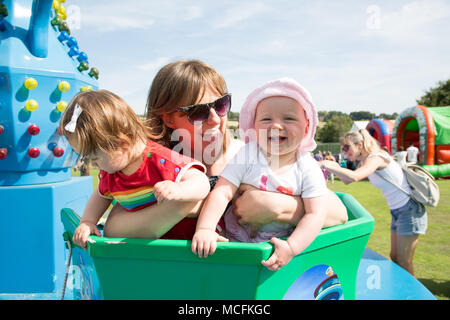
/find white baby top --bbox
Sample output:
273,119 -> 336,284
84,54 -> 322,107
221,141 -> 328,242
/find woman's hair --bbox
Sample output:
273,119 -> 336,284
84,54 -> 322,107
342,129 -> 383,155
58,89 -> 149,157
145,59 -> 232,151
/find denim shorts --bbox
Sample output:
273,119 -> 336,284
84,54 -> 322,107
390,198 -> 428,236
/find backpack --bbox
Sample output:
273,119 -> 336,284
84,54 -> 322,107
375,164 -> 440,207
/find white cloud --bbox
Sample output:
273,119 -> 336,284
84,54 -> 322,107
213,2 -> 270,29
137,57 -> 173,72
184,6 -> 203,21
362,0 -> 450,42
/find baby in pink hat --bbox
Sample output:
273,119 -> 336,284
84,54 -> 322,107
192,78 -> 347,270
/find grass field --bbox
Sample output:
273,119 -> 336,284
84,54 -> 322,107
328,179 -> 450,300
74,167 -> 449,300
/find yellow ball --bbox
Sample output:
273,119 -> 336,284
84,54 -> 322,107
80,86 -> 92,92
57,11 -> 67,20
25,100 -> 38,111
24,78 -> 38,90
52,0 -> 60,11
58,81 -> 70,92
56,101 -> 68,112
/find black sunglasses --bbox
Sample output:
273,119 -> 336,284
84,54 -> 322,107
341,144 -> 350,153
176,93 -> 231,124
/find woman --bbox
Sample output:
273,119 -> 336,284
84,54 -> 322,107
104,59 -> 346,240
320,129 -> 427,275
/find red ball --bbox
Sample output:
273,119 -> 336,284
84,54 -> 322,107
0,125 -> 4,135
53,147 -> 64,157
28,147 -> 40,158
27,124 -> 40,135
0,148 -> 7,160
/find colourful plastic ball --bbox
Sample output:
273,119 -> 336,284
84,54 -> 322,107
25,99 -> 38,111
27,124 -> 40,135
77,61 -> 89,72
56,101 -> 68,112
0,125 -> 4,135
88,67 -> 99,80
58,81 -> 70,92
77,52 -> 88,63
52,0 -> 60,11
53,147 -> 64,157
57,4 -> 67,20
0,148 -> 7,160
57,31 -> 69,42
67,36 -> 77,48
28,147 -> 40,158
24,78 -> 38,90
51,16 -> 62,27
80,86 -> 92,92
68,46 -> 79,57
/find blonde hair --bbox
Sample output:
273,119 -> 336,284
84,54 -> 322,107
342,129 -> 382,155
58,90 -> 150,157
145,59 -> 232,152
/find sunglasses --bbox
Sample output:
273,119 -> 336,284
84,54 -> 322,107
176,93 -> 231,124
341,144 -> 350,153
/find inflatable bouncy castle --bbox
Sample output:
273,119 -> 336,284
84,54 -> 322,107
366,119 -> 394,153
391,105 -> 450,177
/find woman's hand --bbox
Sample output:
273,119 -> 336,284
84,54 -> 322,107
73,221 -> 102,249
232,184 -> 304,234
320,159 -> 340,170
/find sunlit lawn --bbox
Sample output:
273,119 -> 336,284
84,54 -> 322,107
73,167 -> 449,300
328,179 -> 450,300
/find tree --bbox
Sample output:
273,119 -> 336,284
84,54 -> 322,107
317,114 -> 353,143
416,79 -> 450,107
323,110 -> 347,122
349,111 -> 375,121
377,112 -> 398,120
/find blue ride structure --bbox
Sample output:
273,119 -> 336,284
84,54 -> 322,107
0,0 -> 97,299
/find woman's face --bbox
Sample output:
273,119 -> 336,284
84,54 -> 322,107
342,140 -> 362,162
162,85 -> 228,164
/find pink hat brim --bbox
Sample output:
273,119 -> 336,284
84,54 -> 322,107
239,77 -> 318,152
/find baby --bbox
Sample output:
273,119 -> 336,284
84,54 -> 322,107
192,78 -> 347,270
59,90 -> 211,248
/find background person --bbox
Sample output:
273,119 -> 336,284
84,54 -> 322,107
320,129 -> 427,275
407,142 -> 419,164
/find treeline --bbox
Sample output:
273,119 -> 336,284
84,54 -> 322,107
318,110 -> 398,122
315,110 -> 398,143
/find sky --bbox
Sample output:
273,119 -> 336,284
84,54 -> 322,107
65,0 -> 450,116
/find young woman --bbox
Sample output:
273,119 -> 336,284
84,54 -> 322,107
321,129 -> 428,275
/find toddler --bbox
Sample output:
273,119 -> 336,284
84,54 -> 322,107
59,90 -> 211,248
192,78 -> 347,270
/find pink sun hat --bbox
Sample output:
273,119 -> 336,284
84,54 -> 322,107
239,77 -> 318,152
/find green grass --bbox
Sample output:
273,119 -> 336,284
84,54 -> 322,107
73,167 -> 450,300
328,179 -> 450,300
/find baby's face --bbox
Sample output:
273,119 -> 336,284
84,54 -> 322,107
254,96 -> 309,157
68,136 -> 129,174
